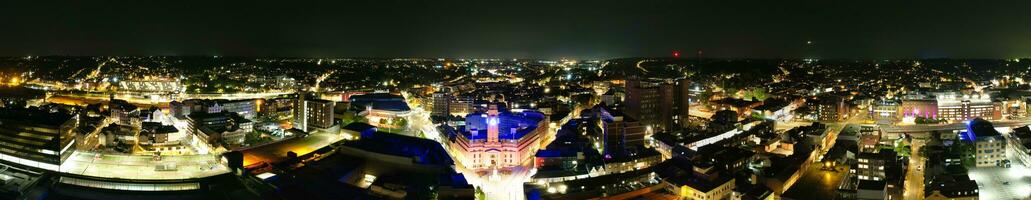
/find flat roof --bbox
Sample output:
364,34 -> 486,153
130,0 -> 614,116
59,151 -> 230,180
349,93 -> 410,111
857,180 -> 886,190
341,132 -> 454,166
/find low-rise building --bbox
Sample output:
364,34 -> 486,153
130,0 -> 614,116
348,93 -> 410,132
109,99 -> 140,126
752,97 -> 805,122
657,158 -> 736,200
1008,126 -> 1031,167
924,175 -> 978,200
187,111 -> 252,148
259,97 -> 294,120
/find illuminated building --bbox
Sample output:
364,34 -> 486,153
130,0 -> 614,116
109,99 -> 140,126
816,95 -> 849,121
171,99 -> 259,120
1008,126 -> 1031,167
116,78 -> 181,93
449,97 -> 475,117
0,107 -> 78,171
856,149 -> 897,181
348,93 -> 411,131
936,93 -> 1001,121
443,104 -> 547,169
259,97 -> 294,120
752,98 -> 806,122
965,118 -> 1005,168
294,94 -> 335,133
871,100 -> 900,123
187,111 -> 252,147
201,99 -> 257,120
900,99 -> 938,119
658,159 -> 736,200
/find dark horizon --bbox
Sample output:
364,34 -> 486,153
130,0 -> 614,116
7,55 -> 1031,61
3,1 -> 1031,59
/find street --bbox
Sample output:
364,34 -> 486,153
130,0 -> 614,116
904,138 -> 926,200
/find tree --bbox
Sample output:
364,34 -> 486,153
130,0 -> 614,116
742,88 -> 768,101
475,187 -> 486,200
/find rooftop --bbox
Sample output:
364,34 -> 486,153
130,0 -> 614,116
340,131 -> 454,166
459,108 -> 545,141
856,180 -> 886,191
348,93 -> 410,112
966,118 -> 1001,139
656,157 -> 733,192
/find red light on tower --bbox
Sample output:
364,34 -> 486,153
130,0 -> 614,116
672,50 -> 681,58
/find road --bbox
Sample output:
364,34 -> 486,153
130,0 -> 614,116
903,138 -> 926,200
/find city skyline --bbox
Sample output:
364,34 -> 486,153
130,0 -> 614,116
3,1 -> 1031,200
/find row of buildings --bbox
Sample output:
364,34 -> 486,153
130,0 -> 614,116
872,92 -> 1003,124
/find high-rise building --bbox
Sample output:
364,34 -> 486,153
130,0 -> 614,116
856,149 -> 898,181
0,107 -> 78,171
965,118 -> 1006,167
817,96 -> 849,121
582,105 -> 646,155
624,78 -> 690,132
294,94 -> 335,133
431,91 -> 452,117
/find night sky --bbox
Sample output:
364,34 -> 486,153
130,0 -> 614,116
2,1 -> 1030,59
